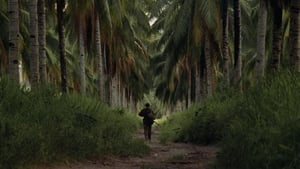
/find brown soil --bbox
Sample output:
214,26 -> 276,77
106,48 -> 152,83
32,127 -> 218,169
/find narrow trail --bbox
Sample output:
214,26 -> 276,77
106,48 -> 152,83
34,127 -> 218,169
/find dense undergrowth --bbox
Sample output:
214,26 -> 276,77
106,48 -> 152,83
159,71 -> 300,169
159,86 -> 238,144
0,80 -> 149,169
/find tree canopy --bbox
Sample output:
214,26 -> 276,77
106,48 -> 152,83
0,0 -> 299,108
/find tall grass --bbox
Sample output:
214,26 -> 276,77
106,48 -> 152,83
159,71 -> 300,169
0,79 -> 149,169
216,71 -> 300,169
159,88 -> 238,144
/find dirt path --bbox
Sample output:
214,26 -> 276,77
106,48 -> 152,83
34,127 -> 218,169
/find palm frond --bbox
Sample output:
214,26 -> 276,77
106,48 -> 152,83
173,0 -> 194,47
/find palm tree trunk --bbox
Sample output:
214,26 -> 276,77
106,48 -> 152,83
188,70 -> 192,107
222,0 -> 230,85
271,3 -> 282,71
8,0 -> 20,83
255,0 -> 267,80
29,0 -> 39,87
129,91 -> 136,112
195,62 -> 201,102
95,14 -> 106,101
104,45 -> 112,105
200,49 -> 207,100
205,33 -> 212,97
117,73 -> 122,106
79,19 -> 86,95
0,40 -> 8,74
38,0 -> 47,83
111,74 -> 118,106
122,87 -> 127,107
233,0 -> 242,89
290,0 -> 300,71
190,67 -> 196,103
103,45 -> 110,103
57,0 -> 67,93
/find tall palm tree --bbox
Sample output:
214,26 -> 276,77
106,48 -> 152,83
195,0 -> 219,100
233,0 -> 242,89
102,0 -> 150,106
57,0 -> 67,92
38,0 -> 47,83
29,0 -> 39,86
0,0 -> 8,75
194,61 -> 201,102
8,0 -> 20,83
69,1 -> 95,95
94,0 -> 111,101
95,13 -> 106,100
289,0 -> 300,71
270,0 -> 283,71
255,0 -> 267,80
222,0 -> 230,86
205,32 -> 213,97
152,0 -> 195,103
151,0 -> 220,104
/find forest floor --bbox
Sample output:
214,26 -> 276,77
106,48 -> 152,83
33,127 -> 218,169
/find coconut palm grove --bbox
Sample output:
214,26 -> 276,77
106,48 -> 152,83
0,0 -> 300,168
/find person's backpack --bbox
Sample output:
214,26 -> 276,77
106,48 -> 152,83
146,109 -> 155,120
139,108 -> 155,125
146,109 -> 155,124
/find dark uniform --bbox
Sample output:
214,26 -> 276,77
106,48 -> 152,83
139,103 -> 154,141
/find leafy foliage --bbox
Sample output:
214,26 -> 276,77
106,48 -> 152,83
0,79 -> 149,169
159,88 -> 238,144
216,71 -> 300,169
160,71 -> 300,169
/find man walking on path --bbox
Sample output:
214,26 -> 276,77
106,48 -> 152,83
139,103 -> 155,141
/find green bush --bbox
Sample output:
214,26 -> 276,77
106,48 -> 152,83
159,88 -> 237,144
0,79 -> 148,169
159,71 -> 300,169
216,71 -> 300,169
